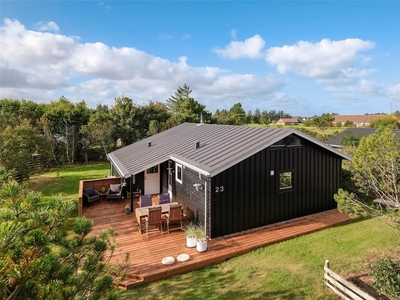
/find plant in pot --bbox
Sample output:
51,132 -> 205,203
125,204 -> 131,214
195,225 -> 207,252
183,222 -> 197,248
101,186 -> 106,193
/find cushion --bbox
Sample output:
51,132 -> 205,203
161,256 -> 175,265
140,195 -> 152,207
177,253 -> 190,262
158,193 -> 170,204
83,186 -> 95,196
110,184 -> 120,193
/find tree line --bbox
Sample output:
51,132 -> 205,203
0,84 -> 291,179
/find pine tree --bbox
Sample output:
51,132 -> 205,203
0,180 -> 129,300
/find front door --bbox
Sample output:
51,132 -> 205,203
144,165 -> 160,195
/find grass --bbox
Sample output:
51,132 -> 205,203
121,218 -> 399,300
27,164 -> 400,299
28,162 -> 110,227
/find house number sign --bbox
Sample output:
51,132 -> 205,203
215,186 -> 224,193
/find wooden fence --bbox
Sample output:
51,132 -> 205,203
324,260 -> 375,300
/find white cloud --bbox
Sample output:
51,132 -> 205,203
35,21 -> 59,32
181,33 -> 191,40
0,19 -> 285,112
213,34 -> 265,59
230,29 -> 238,40
1,19 -> 76,66
326,79 -> 384,97
265,38 -> 375,80
387,84 -> 400,101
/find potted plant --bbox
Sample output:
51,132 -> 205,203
183,222 -> 197,248
101,186 -> 106,193
195,225 -> 207,252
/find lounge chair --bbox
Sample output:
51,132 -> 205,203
83,186 -> 101,205
107,184 -> 122,202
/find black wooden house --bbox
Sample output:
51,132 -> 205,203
107,123 -> 350,239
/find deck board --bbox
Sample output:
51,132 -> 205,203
83,198 -> 352,289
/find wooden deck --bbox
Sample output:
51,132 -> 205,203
83,198 -> 352,289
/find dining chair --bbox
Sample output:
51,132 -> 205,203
145,206 -> 163,238
165,204 -> 183,233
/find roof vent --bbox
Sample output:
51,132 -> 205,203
147,141 -> 151,147
195,141 -> 200,149
200,112 -> 204,124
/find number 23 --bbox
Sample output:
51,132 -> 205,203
215,186 -> 224,193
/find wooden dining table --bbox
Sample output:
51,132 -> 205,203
135,202 -> 179,233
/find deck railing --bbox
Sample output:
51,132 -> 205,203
78,177 -> 121,216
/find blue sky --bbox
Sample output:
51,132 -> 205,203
1,1 -> 400,116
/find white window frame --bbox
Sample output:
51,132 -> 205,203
176,163 -> 183,184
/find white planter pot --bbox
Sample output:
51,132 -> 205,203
186,236 -> 197,248
196,239 -> 207,252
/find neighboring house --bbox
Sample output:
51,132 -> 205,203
325,127 -> 400,148
333,115 -> 387,127
107,123 -> 350,239
276,117 -> 299,125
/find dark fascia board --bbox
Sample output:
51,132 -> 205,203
107,152 -> 169,178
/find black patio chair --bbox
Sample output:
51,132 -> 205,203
83,186 -> 101,205
107,184 -> 122,202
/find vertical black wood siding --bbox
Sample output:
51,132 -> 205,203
173,165 -> 211,234
211,138 -> 343,238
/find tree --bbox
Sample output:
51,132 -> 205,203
370,115 -> 400,129
312,113 -> 334,140
211,109 -> 229,124
0,120 -> 50,179
81,105 -> 115,160
0,180 -> 128,300
166,85 -> 210,126
334,128 -> 400,299
44,98 -> 91,164
227,103 -> 246,125
110,97 -> 139,146
166,83 -> 192,114
260,110 -> 270,125
253,108 -> 261,124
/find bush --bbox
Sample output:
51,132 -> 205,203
371,256 -> 400,299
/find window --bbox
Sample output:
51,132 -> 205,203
146,165 -> 158,174
176,163 -> 182,184
280,171 -> 293,190
271,135 -> 302,147
285,135 -> 301,146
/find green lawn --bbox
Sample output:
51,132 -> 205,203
27,164 -> 400,300
121,218 -> 399,300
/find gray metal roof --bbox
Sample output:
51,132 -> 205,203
325,127 -> 400,148
107,123 -> 351,178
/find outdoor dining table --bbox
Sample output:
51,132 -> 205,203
135,202 -> 179,233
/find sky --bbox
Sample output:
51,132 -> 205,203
1,1 -> 400,116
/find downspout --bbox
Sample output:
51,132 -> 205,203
204,179 -> 207,237
199,173 -> 209,238
130,174 -> 133,213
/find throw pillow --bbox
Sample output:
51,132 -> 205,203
110,184 -> 120,193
